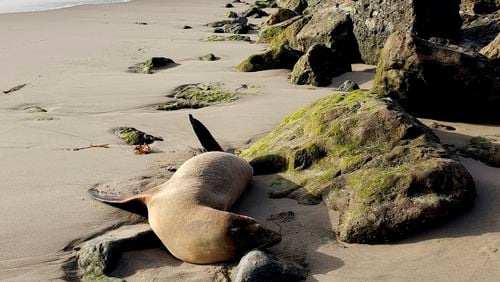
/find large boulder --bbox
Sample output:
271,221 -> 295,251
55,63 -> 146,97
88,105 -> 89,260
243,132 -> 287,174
350,0 -> 462,64
269,15 -> 311,50
236,45 -> 302,72
277,0 -> 307,14
461,10 -> 500,51
296,5 -> 361,63
241,91 -> 476,243
373,31 -> 500,124
290,44 -> 351,86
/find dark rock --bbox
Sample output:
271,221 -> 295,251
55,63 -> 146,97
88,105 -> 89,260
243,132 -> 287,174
23,106 -> 47,113
234,250 -> 306,282
264,8 -> 297,25
214,27 -> 225,33
290,44 -> 351,86
182,25 -> 192,29
258,15 -> 303,43
254,0 -> 277,8
3,83 -> 27,94
223,22 -> 250,34
205,17 -> 248,28
461,0 -> 499,14
226,11 -> 239,18
127,57 -> 176,74
77,224 -> 159,281
225,3 -> 234,8
373,31 -> 500,124
241,91 -> 476,243
296,6 -> 360,63
461,10 -> 500,51
337,80 -> 360,92
429,122 -> 456,131
276,0 -> 307,14
114,127 -> 163,145
456,136 -> 500,167
350,0 -> 462,64
242,7 -> 269,18
236,44 -> 303,72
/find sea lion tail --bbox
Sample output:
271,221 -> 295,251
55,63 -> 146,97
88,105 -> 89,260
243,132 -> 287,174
88,188 -> 148,216
189,114 -> 224,152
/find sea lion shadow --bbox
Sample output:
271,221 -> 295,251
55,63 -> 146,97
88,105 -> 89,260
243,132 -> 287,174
232,174 -> 345,277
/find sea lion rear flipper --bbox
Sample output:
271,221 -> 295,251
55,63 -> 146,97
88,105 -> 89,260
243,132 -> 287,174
189,114 -> 224,152
88,188 -> 148,217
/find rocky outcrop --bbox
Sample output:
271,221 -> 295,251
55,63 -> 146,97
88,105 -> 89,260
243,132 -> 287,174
350,0 -> 462,64
236,45 -> 302,72
241,91 -> 476,243
290,44 -> 351,86
461,0 -> 499,14
277,0 -> 307,14
461,11 -> 500,51
258,16 -> 303,43
296,5 -> 360,63
234,250 -> 305,282
269,15 -> 311,50
480,33 -> 500,62
373,31 -> 500,124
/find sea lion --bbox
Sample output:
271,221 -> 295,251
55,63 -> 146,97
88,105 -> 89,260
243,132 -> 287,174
90,151 -> 282,264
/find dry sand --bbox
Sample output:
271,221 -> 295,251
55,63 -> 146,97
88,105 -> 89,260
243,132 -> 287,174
0,0 -> 498,281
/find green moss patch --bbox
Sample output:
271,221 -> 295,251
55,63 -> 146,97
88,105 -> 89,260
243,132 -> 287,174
203,35 -> 251,42
114,127 -> 163,145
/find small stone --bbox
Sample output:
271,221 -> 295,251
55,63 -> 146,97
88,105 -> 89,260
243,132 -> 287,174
234,250 -> 305,282
182,25 -> 192,29
226,11 -> 239,18
114,127 -> 163,145
214,27 -> 224,33
199,53 -> 218,61
337,80 -> 360,92
225,3 -> 234,8
127,57 -> 176,74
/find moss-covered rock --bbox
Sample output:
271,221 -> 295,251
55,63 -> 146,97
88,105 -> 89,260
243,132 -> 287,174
226,11 -> 239,18
236,45 -> 302,72
269,15 -> 311,50
242,7 -> 269,18
254,0 -> 277,8
456,136 -> 500,167
276,0 -> 307,14
199,53 -> 218,61
114,127 -> 163,145
264,8 -> 297,25
157,83 -> 238,111
203,35 -> 251,42
290,44 -> 351,86
205,17 -> 248,28
240,91 -> 475,243
127,57 -> 176,74
373,31 -> 500,124
258,16 -> 303,43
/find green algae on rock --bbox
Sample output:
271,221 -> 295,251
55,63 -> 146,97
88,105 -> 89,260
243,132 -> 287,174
203,35 -> 251,42
127,57 -> 176,74
236,44 -> 302,72
258,16 -> 303,43
199,53 -> 218,61
114,127 -> 163,145
241,91 -> 475,243
156,83 -> 239,111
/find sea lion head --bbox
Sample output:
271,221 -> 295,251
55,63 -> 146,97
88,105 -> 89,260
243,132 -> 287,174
228,215 -> 282,254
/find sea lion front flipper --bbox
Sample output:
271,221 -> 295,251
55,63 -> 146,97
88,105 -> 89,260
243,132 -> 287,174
88,188 -> 148,217
189,114 -> 224,152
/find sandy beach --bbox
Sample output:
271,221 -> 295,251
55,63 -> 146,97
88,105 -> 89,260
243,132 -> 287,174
0,0 -> 499,280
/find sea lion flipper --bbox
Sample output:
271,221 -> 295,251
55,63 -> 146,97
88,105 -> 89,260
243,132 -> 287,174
189,114 -> 224,152
88,188 -> 148,217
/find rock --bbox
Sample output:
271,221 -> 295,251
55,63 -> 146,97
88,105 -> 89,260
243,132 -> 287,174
373,31 -> 500,124
203,35 -> 251,42
114,127 -> 163,145
156,83 -> 238,111
337,80 -> 360,92
182,25 -> 192,29
269,15 -> 311,50
242,7 -> 269,18
225,3 -> 234,8
480,33 -> 500,63
240,91 -> 476,243
199,53 -> 218,61
205,17 -> 248,28
456,136 -> 500,167
429,122 -> 456,131
276,0 -> 307,14
223,22 -> 250,34
350,0 -> 462,64
234,250 -> 305,282
236,44 -> 303,72
258,15 -> 303,43
214,27 -> 224,33
461,11 -> 500,51
264,8 -> 297,25
461,0 -> 499,14
226,11 -> 239,18
296,6 -> 360,63
3,83 -> 27,94
290,44 -> 351,86
255,0 -> 277,8
127,57 -> 176,74
77,224 -> 159,281
23,106 -> 47,113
